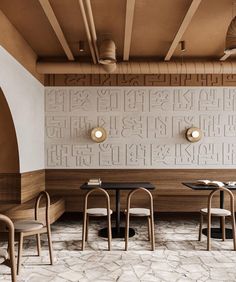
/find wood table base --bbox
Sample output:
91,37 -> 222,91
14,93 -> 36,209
202,228 -> 233,239
99,227 -> 135,239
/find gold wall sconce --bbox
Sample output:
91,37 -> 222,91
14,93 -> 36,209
186,127 -> 202,143
91,127 -> 107,143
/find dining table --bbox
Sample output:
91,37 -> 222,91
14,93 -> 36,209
80,181 -> 155,239
182,182 -> 236,239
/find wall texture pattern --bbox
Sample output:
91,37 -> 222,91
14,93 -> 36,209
45,74 -> 236,87
45,87 -> 236,169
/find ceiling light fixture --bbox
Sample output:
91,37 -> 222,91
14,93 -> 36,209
99,39 -> 116,65
79,40 -> 85,52
180,41 -> 186,52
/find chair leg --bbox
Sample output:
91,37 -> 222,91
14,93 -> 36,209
207,214 -> 211,251
107,213 -> 112,251
17,232 -> 23,275
36,233 -> 41,256
221,217 -> 226,241
125,212 -> 130,251
231,215 -> 236,251
47,227 -> 54,265
150,213 -> 155,251
85,215 -> 89,242
8,234 -> 16,282
82,212 -> 87,251
198,214 -> 203,241
147,216 -> 151,241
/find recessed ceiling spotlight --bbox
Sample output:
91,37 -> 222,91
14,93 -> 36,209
79,40 -> 85,52
180,41 -> 186,52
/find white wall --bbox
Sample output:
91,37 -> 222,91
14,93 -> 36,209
45,86 -> 236,169
0,47 -> 44,173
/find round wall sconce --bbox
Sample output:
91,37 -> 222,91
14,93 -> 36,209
186,127 -> 202,143
91,127 -> 107,143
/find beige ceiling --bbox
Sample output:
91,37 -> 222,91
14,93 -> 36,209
0,0 -> 235,62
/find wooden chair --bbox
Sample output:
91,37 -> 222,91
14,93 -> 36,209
0,214 -> 16,282
125,187 -> 155,251
82,188 -> 112,251
14,191 -> 53,274
198,186 -> 236,251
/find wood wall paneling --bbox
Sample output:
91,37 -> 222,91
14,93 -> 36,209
21,169 -> 45,203
0,196 -> 65,232
3,196 -> 65,224
0,170 -> 45,204
0,173 -> 21,203
45,169 -> 236,212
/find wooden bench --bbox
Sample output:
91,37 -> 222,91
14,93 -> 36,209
0,196 -> 65,231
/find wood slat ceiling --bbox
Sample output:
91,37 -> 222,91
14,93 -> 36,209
0,0 -> 235,61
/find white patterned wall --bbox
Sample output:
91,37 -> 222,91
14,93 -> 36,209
45,87 -> 236,169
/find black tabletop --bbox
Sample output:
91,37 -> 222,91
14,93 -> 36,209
80,182 -> 155,190
182,182 -> 236,190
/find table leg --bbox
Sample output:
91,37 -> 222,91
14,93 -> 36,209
116,189 -> 120,234
220,190 -> 224,209
220,190 -> 224,231
98,189 -> 135,239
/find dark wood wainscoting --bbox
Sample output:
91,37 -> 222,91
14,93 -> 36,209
0,169 -> 45,204
21,169 -> 45,203
0,169 -> 65,229
45,169 -> 236,212
0,173 -> 21,203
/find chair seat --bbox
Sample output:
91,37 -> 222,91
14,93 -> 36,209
14,220 -> 44,232
0,248 -> 8,264
87,208 -> 113,216
200,208 -> 231,217
129,208 -> 150,216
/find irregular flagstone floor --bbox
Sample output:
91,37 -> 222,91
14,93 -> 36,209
1,214 -> 236,281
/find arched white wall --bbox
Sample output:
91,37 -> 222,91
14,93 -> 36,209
0,47 -> 44,173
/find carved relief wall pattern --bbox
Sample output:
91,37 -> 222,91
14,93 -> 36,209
45,87 -> 236,168
45,74 -> 236,87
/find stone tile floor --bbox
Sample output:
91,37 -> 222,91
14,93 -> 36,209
1,214 -> 236,281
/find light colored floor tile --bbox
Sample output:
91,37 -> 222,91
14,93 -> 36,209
1,216 -> 236,281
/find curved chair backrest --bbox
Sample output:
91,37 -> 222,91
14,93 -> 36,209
208,186 -> 234,214
0,214 -> 14,250
127,187 -> 154,214
35,191 -> 51,227
84,188 -> 111,212
0,214 -> 16,281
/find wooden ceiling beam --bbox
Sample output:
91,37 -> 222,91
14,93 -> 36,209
123,0 -> 135,61
78,0 -> 97,64
164,0 -> 202,61
38,0 -> 74,61
219,48 -> 236,61
220,53 -> 231,61
84,0 -> 99,62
